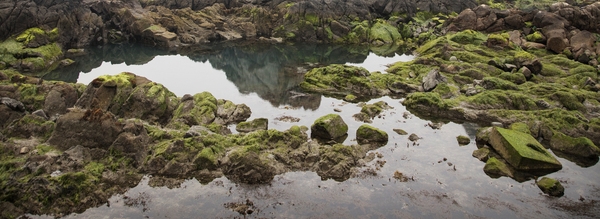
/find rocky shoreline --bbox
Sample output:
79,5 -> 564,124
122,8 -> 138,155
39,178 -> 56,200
1,0 -> 600,217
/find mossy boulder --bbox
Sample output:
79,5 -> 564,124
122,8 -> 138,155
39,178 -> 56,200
488,127 -> 562,171
536,177 -> 564,197
316,144 -> 366,181
509,122 -> 531,135
170,92 -> 218,128
356,124 -> 388,145
236,118 -> 268,133
369,20 -> 401,45
550,133 -> 600,158
310,114 -> 348,142
223,150 -> 276,184
483,157 -> 513,178
353,101 -> 391,123
76,73 -> 178,125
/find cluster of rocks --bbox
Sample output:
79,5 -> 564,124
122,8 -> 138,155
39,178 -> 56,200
0,0 -> 478,50
447,2 -> 600,66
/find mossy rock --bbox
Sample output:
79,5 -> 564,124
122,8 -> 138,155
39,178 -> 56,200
300,64 -> 391,98
488,127 -> 562,171
310,114 -> 348,142
369,20 -> 401,45
509,122 -> 531,135
483,157 -> 513,178
449,30 -> 487,45
550,132 -> 600,158
356,124 -> 388,145
473,147 -> 491,161
536,177 -> 564,197
456,135 -> 471,145
236,118 -> 268,133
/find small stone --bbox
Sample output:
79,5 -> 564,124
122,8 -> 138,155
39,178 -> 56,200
393,128 -> 408,135
333,108 -> 342,112
537,177 -> 564,197
32,109 -> 49,120
491,122 -> 503,127
408,133 -> 420,142
428,122 -> 443,129
20,147 -> 30,154
472,147 -> 491,162
449,56 -> 458,61
456,135 -> 471,145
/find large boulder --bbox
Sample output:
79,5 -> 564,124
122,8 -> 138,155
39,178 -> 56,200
222,151 -> 276,184
47,108 -> 123,151
214,99 -> 251,125
570,30 -> 597,64
76,73 -> 179,125
310,114 -> 348,142
488,127 -> 562,171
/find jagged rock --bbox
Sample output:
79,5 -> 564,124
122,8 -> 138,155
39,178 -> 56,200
223,151 -> 276,184
550,133 -> 600,158
32,109 -> 48,120
64,145 -> 92,163
47,108 -> 123,151
472,147 -> 491,161
215,99 -> 251,125
488,127 -> 562,171
76,73 -> 178,125
422,69 -> 446,92
3,114 -> 54,139
0,97 -> 25,112
185,125 -> 216,138
236,118 -> 268,133
110,119 -> 150,166
448,9 -> 477,31
570,30 -> 597,64
356,124 -> 388,145
537,177 -> 565,197
310,114 -> 348,142
43,83 -> 79,117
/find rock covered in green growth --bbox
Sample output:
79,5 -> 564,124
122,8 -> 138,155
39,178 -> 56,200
488,127 -> 562,171
486,33 -> 510,48
526,31 -> 545,43
223,150 -> 276,184
369,20 -> 401,45
456,135 -> 471,145
481,77 -> 519,90
236,118 -> 268,133
550,132 -> 600,158
171,92 -> 217,127
317,143 -> 366,181
483,157 -> 513,178
472,147 -> 491,161
310,114 -> 348,142
536,177 -> 564,197
300,64 -> 394,98
76,73 -> 178,125
449,30 -> 487,45
353,101 -> 392,123
215,99 -> 251,125
552,91 -> 584,111
16,27 -> 59,48
509,122 -> 531,135
403,92 -> 453,112
3,113 -> 54,140
356,124 -> 388,145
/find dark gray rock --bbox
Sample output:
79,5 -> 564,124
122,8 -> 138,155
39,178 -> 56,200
422,69 -> 446,92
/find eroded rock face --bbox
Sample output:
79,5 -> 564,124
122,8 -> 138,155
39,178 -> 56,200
47,108 -> 123,151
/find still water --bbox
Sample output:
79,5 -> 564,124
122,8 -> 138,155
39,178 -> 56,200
38,43 -> 599,218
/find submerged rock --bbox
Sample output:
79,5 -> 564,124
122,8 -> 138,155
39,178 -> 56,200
536,177 -> 565,197
488,127 -> 562,171
310,114 -> 348,142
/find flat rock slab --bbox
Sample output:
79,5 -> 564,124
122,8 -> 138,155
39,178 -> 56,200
489,127 -> 562,171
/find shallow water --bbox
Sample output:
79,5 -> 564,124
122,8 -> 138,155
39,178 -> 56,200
35,43 -> 600,218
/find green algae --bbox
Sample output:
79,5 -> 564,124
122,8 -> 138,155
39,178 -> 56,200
489,127 -> 562,170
